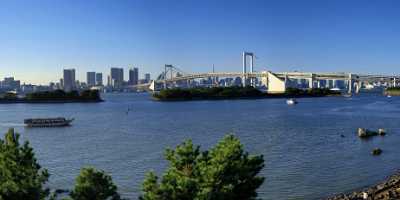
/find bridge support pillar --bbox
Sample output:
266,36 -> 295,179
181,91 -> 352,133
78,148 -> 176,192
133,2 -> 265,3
164,65 -> 167,89
308,73 -> 315,89
355,81 -> 361,94
348,73 -> 353,94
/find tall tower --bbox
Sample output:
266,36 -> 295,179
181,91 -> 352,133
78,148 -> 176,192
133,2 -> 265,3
86,72 -> 96,87
129,68 -> 139,85
110,68 -> 124,88
63,68 -> 76,91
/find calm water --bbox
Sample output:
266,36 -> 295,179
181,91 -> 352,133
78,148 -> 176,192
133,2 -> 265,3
0,93 -> 399,200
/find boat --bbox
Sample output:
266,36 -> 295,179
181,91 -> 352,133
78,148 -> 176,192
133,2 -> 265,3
387,95 -> 392,98
343,94 -> 352,98
24,117 -> 74,127
286,98 -> 298,105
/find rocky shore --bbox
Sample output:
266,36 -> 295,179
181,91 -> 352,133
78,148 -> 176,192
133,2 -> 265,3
327,172 -> 400,200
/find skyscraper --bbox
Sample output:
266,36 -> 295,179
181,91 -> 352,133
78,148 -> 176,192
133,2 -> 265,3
110,68 -> 124,88
96,73 -> 103,86
129,68 -> 139,85
87,72 -> 96,87
63,69 -> 76,91
144,73 -> 151,83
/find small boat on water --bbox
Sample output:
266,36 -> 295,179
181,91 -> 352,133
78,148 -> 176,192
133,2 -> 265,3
343,94 -> 352,98
286,98 -> 298,105
24,117 -> 74,127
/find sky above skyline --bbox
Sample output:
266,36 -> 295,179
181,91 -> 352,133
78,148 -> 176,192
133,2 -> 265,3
1,0 -> 400,84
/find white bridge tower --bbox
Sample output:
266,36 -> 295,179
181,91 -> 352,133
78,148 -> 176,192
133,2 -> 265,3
242,52 -> 255,86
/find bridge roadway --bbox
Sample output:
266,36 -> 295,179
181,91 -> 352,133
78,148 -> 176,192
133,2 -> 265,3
129,72 -> 400,89
154,72 -> 400,83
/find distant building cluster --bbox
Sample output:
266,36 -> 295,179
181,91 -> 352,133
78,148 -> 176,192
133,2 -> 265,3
103,67 -> 151,91
0,66 -> 152,95
59,67 -> 152,92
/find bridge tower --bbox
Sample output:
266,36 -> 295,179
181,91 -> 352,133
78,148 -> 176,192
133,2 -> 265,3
164,65 -> 174,89
348,73 -> 353,94
242,52 -> 255,87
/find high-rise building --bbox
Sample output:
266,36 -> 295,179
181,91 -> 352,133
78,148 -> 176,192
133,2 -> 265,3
59,78 -> 64,89
87,72 -> 96,87
107,75 -> 111,87
129,68 -> 139,85
144,73 -> 151,83
63,69 -> 76,91
110,68 -> 124,88
96,73 -> 103,86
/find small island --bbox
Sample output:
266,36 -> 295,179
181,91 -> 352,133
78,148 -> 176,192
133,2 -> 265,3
0,89 -> 103,103
152,86 -> 341,101
385,87 -> 400,96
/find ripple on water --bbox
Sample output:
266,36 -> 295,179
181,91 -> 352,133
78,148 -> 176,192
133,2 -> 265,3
0,93 -> 399,199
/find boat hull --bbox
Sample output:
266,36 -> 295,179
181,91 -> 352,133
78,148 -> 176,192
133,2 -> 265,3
24,118 -> 74,128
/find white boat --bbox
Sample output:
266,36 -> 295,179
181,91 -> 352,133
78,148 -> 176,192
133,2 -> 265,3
330,88 -> 341,91
286,99 -> 297,105
24,117 -> 74,127
387,95 -> 392,98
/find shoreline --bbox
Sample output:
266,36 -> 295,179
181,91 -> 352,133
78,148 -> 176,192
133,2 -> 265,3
0,99 -> 103,104
327,171 -> 400,200
152,94 -> 341,102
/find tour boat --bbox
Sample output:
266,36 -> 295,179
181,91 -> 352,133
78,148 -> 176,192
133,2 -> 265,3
24,117 -> 74,127
286,99 -> 297,105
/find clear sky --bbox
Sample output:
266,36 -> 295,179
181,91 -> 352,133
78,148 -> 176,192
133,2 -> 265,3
0,0 -> 399,84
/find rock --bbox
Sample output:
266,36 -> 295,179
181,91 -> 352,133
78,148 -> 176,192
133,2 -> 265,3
358,128 -> 367,137
358,128 -> 378,138
372,148 -> 382,156
378,129 -> 386,136
327,172 -> 400,200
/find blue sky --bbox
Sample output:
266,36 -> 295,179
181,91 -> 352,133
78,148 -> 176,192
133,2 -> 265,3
0,0 -> 399,84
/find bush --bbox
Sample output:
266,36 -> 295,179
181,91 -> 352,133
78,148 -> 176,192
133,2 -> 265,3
0,128 -> 50,200
140,135 -> 265,200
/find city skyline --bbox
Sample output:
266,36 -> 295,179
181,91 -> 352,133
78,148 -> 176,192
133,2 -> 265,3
1,0 -> 400,84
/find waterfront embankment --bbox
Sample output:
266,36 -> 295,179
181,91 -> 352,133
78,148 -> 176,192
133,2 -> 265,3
328,172 -> 400,200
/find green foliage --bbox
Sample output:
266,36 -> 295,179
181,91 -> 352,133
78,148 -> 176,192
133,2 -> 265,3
386,87 -> 400,91
70,167 -> 120,200
285,87 -> 340,96
154,86 -> 339,101
0,128 -> 49,200
2,92 -> 18,100
25,89 -> 101,101
153,86 -> 264,100
140,135 -> 265,200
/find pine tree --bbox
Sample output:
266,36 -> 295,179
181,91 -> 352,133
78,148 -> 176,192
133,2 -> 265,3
140,135 -> 265,200
70,167 -> 120,200
0,128 -> 49,200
